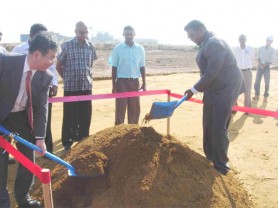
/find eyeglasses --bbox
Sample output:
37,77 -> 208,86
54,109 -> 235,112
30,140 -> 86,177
78,31 -> 88,35
44,54 -> 57,63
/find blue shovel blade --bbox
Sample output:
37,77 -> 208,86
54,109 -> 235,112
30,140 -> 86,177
149,100 -> 178,119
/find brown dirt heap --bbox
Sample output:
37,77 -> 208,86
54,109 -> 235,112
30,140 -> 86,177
33,124 -> 252,208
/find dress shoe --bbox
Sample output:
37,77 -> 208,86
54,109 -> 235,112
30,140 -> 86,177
263,97 -> 268,103
8,157 -> 16,165
64,145 -> 71,152
252,96 -> 259,100
18,200 -> 42,208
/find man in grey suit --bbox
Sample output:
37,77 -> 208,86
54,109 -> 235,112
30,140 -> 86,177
0,33 -> 58,208
184,20 -> 244,175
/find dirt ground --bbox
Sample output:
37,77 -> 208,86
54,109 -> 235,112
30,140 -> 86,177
6,47 -> 278,207
32,125 -> 252,208
53,71 -> 278,207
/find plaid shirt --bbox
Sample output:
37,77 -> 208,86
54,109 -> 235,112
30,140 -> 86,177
58,38 -> 97,91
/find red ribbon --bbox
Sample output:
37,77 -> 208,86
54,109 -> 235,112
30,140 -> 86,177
49,89 -> 277,118
49,89 -> 170,103
0,136 -> 51,184
169,92 -> 278,118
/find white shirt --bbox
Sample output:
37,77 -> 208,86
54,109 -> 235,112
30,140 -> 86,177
12,41 -> 58,86
11,56 -> 37,112
233,45 -> 255,69
0,45 -> 7,54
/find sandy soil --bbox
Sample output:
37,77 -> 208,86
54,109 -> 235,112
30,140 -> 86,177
6,47 -> 278,207
52,70 -> 277,207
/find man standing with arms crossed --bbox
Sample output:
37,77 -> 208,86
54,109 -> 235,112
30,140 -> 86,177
111,25 -> 146,125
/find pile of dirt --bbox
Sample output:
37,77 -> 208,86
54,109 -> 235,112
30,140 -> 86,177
33,125 -> 252,207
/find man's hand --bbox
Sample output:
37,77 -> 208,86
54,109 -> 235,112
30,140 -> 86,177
35,139 -> 46,155
184,89 -> 194,100
112,83 -> 116,93
259,63 -> 266,69
50,85 -> 58,97
139,83 -> 146,91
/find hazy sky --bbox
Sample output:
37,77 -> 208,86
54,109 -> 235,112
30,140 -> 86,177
0,0 -> 277,47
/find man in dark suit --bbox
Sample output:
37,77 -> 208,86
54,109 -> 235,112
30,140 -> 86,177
0,33 -> 58,208
12,23 -> 59,154
184,20 -> 244,175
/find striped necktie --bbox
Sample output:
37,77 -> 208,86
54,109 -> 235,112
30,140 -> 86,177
26,70 -> 33,130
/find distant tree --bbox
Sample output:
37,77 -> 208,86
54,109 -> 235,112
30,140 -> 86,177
93,32 -> 113,43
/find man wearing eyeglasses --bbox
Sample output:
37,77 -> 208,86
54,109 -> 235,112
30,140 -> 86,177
12,24 -> 58,154
57,21 -> 97,151
0,32 -> 58,208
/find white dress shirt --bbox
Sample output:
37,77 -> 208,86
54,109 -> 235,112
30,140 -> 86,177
11,56 -> 36,112
233,46 -> 255,69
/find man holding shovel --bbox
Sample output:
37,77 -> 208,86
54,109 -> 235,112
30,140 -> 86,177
183,20 -> 244,175
0,33 -> 58,208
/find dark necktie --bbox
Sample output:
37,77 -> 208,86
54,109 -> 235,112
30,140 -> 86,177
26,70 -> 33,130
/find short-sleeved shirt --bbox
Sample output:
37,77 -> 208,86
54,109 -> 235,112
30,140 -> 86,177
58,38 -> 97,91
112,42 -> 145,78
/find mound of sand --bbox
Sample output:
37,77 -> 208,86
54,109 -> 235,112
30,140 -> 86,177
33,125 -> 252,207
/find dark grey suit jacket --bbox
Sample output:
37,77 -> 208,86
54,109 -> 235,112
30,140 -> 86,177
194,32 -> 244,105
0,54 -> 53,138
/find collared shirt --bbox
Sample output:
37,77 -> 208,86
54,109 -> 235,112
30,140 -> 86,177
233,46 -> 255,69
11,56 -> 37,112
257,45 -> 276,65
12,41 -> 29,54
12,41 -> 58,86
0,46 -> 7,54
112,42 -> 145,78
58,38 -> 97,91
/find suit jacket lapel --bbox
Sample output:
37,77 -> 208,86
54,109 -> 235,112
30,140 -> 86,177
10,55 -> 26,101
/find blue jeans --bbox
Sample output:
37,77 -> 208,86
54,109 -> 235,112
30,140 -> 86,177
254,66 -> 270,97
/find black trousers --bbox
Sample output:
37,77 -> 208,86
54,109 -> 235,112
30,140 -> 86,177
0,111 -> 35,207
202,101 -> 232,174
62,90 -> 92,148
45,103 -> 53,153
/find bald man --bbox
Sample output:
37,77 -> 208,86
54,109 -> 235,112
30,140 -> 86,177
56,21 -> 97,151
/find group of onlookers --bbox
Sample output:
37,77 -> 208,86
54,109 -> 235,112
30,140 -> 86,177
0,21 -> 146,208
233,34 -> 275,112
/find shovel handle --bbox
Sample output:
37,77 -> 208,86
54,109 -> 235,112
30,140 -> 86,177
174,95 -> 187,109
0,125 -> 75,172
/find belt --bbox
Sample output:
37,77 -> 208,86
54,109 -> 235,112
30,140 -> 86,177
117,78 -> 138,80
241,68 -> 251,71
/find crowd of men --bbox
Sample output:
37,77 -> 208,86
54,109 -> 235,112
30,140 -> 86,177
0,20 -> 276,208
